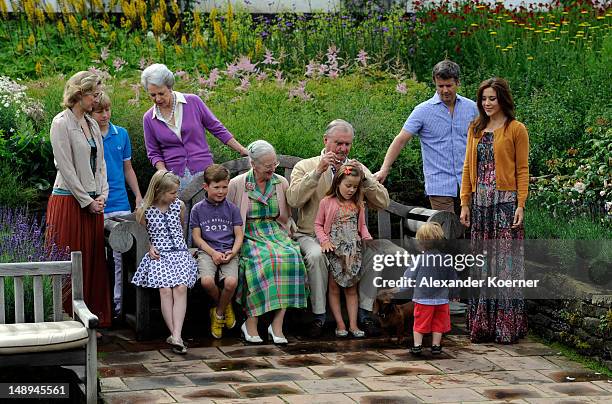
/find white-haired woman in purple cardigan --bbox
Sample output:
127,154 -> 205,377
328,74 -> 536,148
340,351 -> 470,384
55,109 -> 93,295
141,64 -> 248,190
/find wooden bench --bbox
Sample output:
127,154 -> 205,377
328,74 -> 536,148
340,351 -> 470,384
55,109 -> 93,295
0,252 -> 98,404
105,155 -> 462,340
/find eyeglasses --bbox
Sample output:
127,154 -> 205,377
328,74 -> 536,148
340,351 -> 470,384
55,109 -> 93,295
259,161 -> 280,170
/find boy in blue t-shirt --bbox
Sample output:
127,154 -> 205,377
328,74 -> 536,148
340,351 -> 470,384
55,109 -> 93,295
190,164 -> 243,339
91,93 -> 143,317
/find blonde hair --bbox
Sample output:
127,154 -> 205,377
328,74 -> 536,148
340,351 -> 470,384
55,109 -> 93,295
415,222 -> 445,250
137,170 -> 180,223
63,71 -> 102,108
92,92 -> 111,111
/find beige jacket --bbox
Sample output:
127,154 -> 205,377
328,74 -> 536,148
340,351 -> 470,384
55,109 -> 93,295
286,152 -> 390,235
50,109 -> 108,208
227,171 -> 293,234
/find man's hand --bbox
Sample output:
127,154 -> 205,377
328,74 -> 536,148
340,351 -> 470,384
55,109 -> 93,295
373,167 -> 390,183
316,152 -> 336,175
320,241 -> 335,253
221,250 -> 235,264
148,246 -> 160,260
211,250 -> 225,266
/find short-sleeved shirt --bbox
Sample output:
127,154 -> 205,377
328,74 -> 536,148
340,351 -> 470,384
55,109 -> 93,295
102,122 -> 132,213
189,198 -> 243,252
403,93 -> 478,197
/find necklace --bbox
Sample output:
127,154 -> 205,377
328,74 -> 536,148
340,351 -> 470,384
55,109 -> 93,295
156,92 -> 177,123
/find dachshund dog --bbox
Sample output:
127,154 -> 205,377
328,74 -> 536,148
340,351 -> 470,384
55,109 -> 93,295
372,288 -> 414,344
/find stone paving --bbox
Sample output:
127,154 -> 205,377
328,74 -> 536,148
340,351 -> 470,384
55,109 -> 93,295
98,322 -> 612,404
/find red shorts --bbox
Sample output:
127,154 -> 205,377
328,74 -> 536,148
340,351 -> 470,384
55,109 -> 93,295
413,303 -> 451,334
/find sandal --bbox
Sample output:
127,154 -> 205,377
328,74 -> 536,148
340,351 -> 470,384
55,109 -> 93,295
166,336 -> 187,354
335,329 -> 348,337
349,329 -> 365,338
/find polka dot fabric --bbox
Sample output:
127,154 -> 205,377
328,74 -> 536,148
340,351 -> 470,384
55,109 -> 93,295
132,199 -> 198,288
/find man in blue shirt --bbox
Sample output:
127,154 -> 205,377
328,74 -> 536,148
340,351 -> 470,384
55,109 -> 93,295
374,60 -> 478,213
92,93 -> 143,317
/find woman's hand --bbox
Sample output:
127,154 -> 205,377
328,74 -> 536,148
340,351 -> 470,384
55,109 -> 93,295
512,207 -> 524,229
148,246 -> 160,260
87,199 -> 104,214
321,241 -> 335,253
459,206 -> 471,228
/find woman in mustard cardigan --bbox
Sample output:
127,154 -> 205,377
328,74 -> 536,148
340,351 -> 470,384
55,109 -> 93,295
459,77 -> 529,344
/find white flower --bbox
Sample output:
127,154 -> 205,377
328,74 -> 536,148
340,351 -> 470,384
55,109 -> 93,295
572,181 -> 586,194
3,102 -> 8,108
600,190 -> 606,197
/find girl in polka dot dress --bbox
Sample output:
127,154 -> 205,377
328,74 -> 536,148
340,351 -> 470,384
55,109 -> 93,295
132,170 -> 198,354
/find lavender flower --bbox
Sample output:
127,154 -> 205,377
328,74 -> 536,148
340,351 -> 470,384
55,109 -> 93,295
262,49 -> 279,65
226,63 -> 240,79
200,68 -> 221,88
356,49 -> 369,67
100,47 -> 109,61
175,70 -> 189,80
256,71 -> 268,82
274,70 -> 285,87
289,80 -> 312,101
139,57 -> 148,70
236,56 -> 257,73
396,82 -> 408,94
235,77 -> 251,92
112,57 -> 127,71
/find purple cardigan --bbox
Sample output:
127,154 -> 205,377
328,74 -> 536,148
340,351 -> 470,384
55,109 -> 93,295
143,93 -> 233,175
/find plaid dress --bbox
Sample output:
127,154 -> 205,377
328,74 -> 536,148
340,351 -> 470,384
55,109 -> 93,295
236,171 -> 308,316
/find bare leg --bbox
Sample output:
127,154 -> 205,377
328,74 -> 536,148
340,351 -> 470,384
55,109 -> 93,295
413,330 -> 424,346
217,276 -> 237,317
271,308 -> 286,338
246,315 -> 259,337
432,332 -> 442,346
328,273 -> 345,331
201,276 -> 220,304
171,285 -> 188,341
159,288 -> 174,334
345,285 -> 360,332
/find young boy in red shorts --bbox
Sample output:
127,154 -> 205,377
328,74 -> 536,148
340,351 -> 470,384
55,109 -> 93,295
404,222 -> 459,355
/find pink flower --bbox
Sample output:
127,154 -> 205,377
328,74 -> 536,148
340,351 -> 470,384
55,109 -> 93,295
305,60 -> 319,77
139,57 -> 148,70
396,82 -> 408,94
356,49 -> 368,67
235,77 -> 251,92
274,70 -> 285,87
288,80 -> 312,101
245,182 -> 255,191
236,56 -> 257,73
175,70 -> 188,80
256,71 -> 268,81
262,49 -> 278,65
113,57 -> 126,71
100,47 -> 109,61
226,63 -> 239,79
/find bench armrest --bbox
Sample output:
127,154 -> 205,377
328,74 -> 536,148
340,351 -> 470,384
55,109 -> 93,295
73,299 -> 99,329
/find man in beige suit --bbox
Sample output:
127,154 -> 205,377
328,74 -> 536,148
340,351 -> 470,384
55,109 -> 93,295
286,119 -> 392,337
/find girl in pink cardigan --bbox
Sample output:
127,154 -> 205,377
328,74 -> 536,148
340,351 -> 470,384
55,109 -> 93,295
315,161 -> 372,338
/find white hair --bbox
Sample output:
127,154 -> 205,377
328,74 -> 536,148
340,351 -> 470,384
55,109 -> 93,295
247,140 -> 276,164
141,63 -> 175,90
325,119 -> 354,138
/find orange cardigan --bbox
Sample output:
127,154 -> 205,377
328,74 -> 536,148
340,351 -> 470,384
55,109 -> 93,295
460,119 -> 530,208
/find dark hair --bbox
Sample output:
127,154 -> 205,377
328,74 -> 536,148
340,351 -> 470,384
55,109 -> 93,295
432,60 -> 460,82
326,160 -> 365,205
471,77 -> 515,137
203,164 -> 230,184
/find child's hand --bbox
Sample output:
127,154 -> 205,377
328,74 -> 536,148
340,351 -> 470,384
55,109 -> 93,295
321,241 -> 335,253
148,246 -> 160,260
211,251 -> 225,266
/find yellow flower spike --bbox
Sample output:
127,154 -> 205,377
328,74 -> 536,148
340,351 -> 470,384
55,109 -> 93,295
101,20 -> 109,31
16,41 -> 23,53
27,33 -> 35,47
156,38 -> 164,56
35,61 -> 42,76
174,44 -> 183,56
57,20 -> 66,35
110,31 -> 117,42
0,0 -> 8,19
81,19 -> 88,31
506,45 -> 513,49
527,56 -> 534,60
534,30 -> 542,33
210,7 -> 218,24
490,31 -> 497,35
171,0 -> 180,17
172,20 -> 180,35
255,37 -> 263,56
165,22 -> 171,33
194,10 -> 201,27
231,31 -> 238,45
140,16 -> 147,30
181,35 -> 187,45
501,48 -> 508,52
134,36 -> 141,46
496,45 -> 501,48
35,9 -> 45,26
68,15 -> 78,32
89,26 -> 98,39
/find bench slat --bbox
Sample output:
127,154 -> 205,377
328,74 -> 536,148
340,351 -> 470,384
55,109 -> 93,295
14,277 -> 25,323
377,210 -> 392,239
33,276 -> 44,323
53,275 -> 63,321
0,277 -> 5,324
0,261 -> 71,276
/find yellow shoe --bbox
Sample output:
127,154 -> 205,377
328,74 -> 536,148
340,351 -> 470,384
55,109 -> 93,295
225,304 -> 236,329
210,307 -> 224,339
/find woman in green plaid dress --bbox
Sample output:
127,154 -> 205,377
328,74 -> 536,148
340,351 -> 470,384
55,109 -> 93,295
228,140 -> 307,344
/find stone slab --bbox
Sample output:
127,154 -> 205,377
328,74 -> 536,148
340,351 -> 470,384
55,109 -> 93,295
214,398 -> 286,404
418,372 -> 494,388
308,363 -> 382,378
368,361 -> 442,376
230,381 -> 304,398
537,369 -> 610,383
411,387 -> 487,403
532,381 -> 611,397
99,377 -> 128,392
321,350 -> 392,364
346,390 -> 423,403
479,370 -> 556,385
122,374 -> 194,390
427,357 -> 502,373
166,385 -> 240,401
144,359 -> 214,374
280,393 -> 355,404
497,342 -> 561,357
380,348 -> 455,361
205,357 -> 274,371
485,356 -> 560,371
98,364 -> 152,378
99,350 -> 168,365
220,345 -> 286,358
263,354 -> 334,368
102,389 -> 176,404
592,380 -> 612,392
248,367 -> 320,382
161,347 -> 228,361
357,375 -> 432,391
471,384 -> 548,401
185,371 -> 257,386
296,377 -> 369,394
